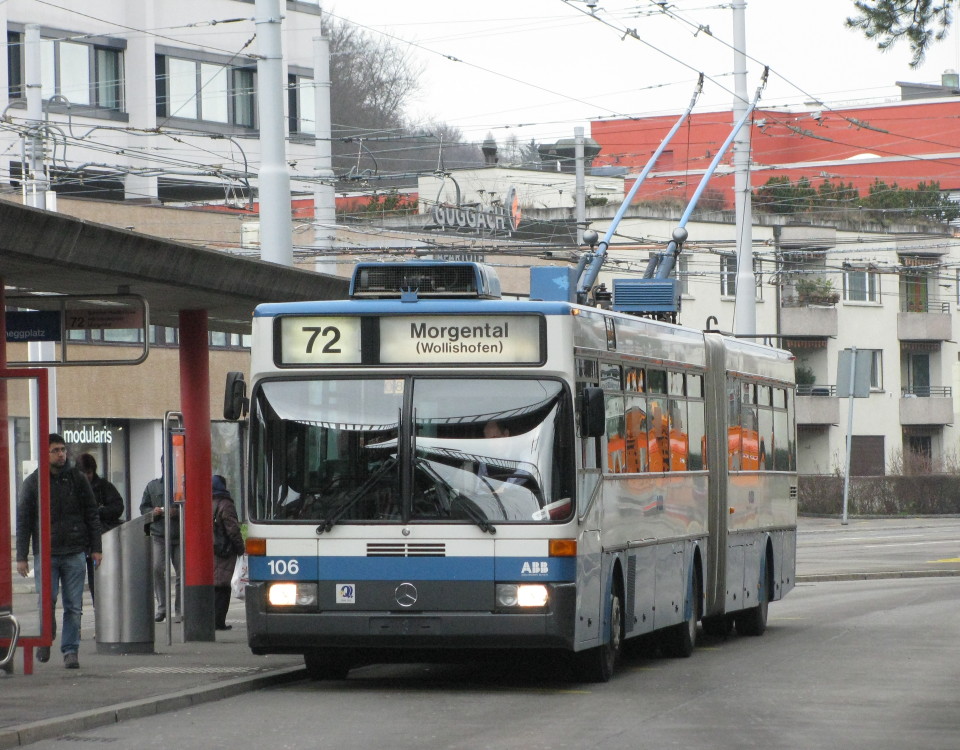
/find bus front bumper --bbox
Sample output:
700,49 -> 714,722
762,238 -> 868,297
244,581 -> 578,655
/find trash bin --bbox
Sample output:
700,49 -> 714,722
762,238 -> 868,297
95,514 -> 154,654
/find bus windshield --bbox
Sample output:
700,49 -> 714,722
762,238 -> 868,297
251,377 -> 574,524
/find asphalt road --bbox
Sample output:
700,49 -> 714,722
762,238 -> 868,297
796,515 -> 960,579
16,517 -> 960,750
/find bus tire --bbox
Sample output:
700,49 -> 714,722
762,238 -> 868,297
662,564 -> 700,658
735,554 -> 770,637
304,649 -> 352,680
573,583 -> 624,683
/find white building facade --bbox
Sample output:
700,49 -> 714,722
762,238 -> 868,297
0,0 -> 323,205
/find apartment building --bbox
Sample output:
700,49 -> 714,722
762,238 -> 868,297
0,1 -> 327,513
1,0 -> 323,205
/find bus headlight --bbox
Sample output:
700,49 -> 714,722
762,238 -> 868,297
496,584 -> 549,608
267,582 -> 318,607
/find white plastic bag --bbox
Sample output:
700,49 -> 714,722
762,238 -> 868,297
231,554 -> 248,600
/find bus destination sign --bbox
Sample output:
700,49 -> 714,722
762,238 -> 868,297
277,314 -> 543,366
380,315 -> 541,364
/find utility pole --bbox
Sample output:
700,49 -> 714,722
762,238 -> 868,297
23,24 -> 58,437
731,0 -> 756,336
23,24 -> 48,211
313,33 -> 337,267
574,127 -> 586,246
255,0 -> 294,265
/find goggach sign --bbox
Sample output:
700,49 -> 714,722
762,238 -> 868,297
430,186 -> 521,235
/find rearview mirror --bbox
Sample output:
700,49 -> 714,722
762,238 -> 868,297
580,386 -> 605,438
223,371 -> 248,420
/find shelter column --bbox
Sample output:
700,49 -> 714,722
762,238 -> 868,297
179,310 -> 214,641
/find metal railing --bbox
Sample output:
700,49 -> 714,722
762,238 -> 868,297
796,384 -> 836,396
901,386 -> 952,398
900,300 -> 950,314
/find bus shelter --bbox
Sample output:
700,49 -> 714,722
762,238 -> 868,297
0,200 -> 348,673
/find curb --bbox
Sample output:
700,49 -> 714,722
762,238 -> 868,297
0,665 -> 306,749
796,569 -> 960,583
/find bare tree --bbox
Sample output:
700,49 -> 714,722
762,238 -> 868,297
326,18 -> 480,188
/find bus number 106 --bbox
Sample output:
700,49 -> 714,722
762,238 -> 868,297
267,559 -> 300,576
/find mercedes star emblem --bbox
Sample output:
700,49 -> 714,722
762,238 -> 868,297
395,582 -> 418,608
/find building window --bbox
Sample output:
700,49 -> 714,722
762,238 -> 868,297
720,254 -> 761,299
8,33 -> 124,110
157,55 -> 256,127
7,32 -> 23,99
866,349 -> 883,390
288,74 -> 314,135
843,268 -> 879,302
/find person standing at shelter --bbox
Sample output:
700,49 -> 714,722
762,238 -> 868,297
15,433 -> 102,669
212,475 -> 245,631
77,453 -> 124,605
140,467 -> 181,623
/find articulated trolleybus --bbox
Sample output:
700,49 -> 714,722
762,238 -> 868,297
225,261 -> 797,682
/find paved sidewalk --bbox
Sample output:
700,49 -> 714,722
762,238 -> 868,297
0,597 -> 304,749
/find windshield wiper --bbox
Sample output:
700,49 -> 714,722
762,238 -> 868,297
316,456 -> 397,534
415,456 -> 496,535
451,494 -> 497,535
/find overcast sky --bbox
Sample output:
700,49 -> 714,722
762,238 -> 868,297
328,0 -> 960,145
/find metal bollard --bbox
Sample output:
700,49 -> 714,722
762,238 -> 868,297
94,514 -> 155,654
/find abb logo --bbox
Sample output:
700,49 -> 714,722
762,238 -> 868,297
521,561 -> 549,575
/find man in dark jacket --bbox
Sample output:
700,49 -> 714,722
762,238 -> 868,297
77,453 -> 124,605
16,433 -> 102,669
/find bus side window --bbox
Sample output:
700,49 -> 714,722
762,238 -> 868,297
688,400 -> 706,470
669,399 -> 688,471
624,395 -> 647,472
605,394 -> 626,473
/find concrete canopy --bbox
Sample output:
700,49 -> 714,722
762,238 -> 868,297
0,200 -> 349,334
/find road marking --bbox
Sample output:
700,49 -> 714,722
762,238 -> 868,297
930,557 -> 960,563
860,540 -> 956,549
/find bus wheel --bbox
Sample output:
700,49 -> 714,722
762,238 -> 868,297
573,585 -> 624,683
304,649 -> 351,680
735,560 -> 769,637
662,565 -> 700,658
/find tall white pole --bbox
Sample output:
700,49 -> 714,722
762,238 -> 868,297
732,0 -> 756,336
123,2 -> 159,203
313,34 -> 337,266
23,24 -> 47,210
255,0 -> 293,265
574,127 -> 586,246
23,24 -> 57,434
841,347 -> 857,526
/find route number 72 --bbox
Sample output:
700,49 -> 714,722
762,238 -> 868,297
302,325 -> 341,354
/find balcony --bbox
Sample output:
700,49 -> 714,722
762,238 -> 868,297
795,384 -> 839,425
780,303 -> 838,338
899,386 -> 954,426
898,301 -> 952,342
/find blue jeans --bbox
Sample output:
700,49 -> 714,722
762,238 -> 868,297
36,552 -> 86,655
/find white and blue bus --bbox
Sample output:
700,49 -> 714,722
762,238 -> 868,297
224,261 -> 797,681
